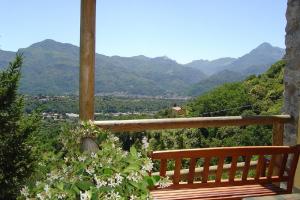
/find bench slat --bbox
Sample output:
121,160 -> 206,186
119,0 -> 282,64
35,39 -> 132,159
242,155 -> 251,181
151,184 -> 286,200
255,155 -> 264,180
188,158 -> 197,184
267,154 -> 276,179
279,153 -> 288,178
215,156 -> 224,183
229,156 -> 238,182
287,149 -> 300,192
202,157 -> 211,183
160,159 -> 167,177
173,158 -> 181,185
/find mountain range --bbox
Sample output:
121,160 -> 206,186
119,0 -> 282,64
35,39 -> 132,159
0,40 -> 284,97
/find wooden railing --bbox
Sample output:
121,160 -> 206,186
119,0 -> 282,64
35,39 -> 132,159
95,115 -> 293,184
94,115 -> 292,146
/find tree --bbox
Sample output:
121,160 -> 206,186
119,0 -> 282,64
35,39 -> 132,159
0,55 -> 40,199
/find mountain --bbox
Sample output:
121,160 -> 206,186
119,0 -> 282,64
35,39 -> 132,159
188,70 -> 245,96
185,57 -> 236,75
0,40 -> 284,97
0,50 -> 15,70
0,39 -> 207,96
227,42 -> 285,75
186,43 -> 284,76
187,43 -> 284,96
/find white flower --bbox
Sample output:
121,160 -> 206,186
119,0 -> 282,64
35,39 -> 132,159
47,171 -> 60,182
78,155 -> 87,162
142,136 -> 149,150
85,166 -> 95,175
108,177 -> 117,187
105,191 -> 121,200
94,175 -> 107,188
142,158 -> 154,172
80,190 -> 91,200
64,157 -> 69,163
157,177 -> 171,188
37,193 -> 45,200
130,195 -> 138,200
91,152 -> 97,158
127,172 -> 142,182
114,173 -> 123,185
36,181 -> 41,187
122,151 -> 128,157
57,193 -> 66,199
44,184 -> 49,193
44,184 -> 51,197
20,186 -> 29,197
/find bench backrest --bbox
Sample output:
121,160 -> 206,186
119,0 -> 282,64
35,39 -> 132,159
150,145 -> 300,192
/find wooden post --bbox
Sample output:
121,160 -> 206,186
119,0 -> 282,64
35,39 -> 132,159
80,0 -> 96,121
272,122 -> 284,146
272,122 -> 284,178
295,114 -> 300,190
79,0 -> 99,153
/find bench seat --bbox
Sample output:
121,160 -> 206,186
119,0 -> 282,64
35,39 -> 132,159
150,145 -> 300,200
151,184 -> 286,200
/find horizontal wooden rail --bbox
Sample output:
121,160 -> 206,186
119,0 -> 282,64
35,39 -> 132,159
94,115 -> 292,132
152,160 -> 258,180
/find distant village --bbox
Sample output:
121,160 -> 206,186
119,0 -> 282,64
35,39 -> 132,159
28,95 -> 185,121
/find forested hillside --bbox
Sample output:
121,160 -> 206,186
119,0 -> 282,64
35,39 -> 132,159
187,60 -> 284,117
144,61 -> 285,151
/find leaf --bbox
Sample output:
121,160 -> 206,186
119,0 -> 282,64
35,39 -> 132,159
103,168 -> 113,176
55,182 -> 64,190
70,184 -> 80,194
75,181 -> 93,191
144,176 -> 154,186
123,164 -> 140,173
130,146 -> 137,157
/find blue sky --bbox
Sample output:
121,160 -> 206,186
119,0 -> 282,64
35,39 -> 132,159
0,0 -> 287,63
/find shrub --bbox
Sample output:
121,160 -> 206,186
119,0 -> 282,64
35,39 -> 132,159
19,121 -> 169,200
0,55 -> 40,199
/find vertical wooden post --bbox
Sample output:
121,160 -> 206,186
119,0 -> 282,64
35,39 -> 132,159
79,0 -> 99,153
272,122 -> 284,146
80,0 -> 96,121
295,114 -> 300,190
272,122 -> 284,178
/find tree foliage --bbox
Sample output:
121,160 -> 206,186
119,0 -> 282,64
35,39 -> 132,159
0,55 -> 40,199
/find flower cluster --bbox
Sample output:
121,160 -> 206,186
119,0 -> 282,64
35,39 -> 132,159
18,122 -> 161,200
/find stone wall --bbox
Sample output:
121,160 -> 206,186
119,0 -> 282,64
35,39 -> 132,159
284,0 -> 300,146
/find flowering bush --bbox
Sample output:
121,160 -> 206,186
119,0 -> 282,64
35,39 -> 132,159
19,121 -> 169,200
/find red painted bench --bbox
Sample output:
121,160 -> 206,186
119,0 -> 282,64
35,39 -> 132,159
150,145 -> 300,200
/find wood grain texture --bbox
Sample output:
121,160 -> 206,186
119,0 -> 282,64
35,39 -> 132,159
79,0 -> 96,121
94,115 -> 291,132
150,145 -> 300,195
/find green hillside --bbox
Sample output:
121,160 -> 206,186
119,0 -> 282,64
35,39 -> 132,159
187,60 -> 285,117
182,61 -> 285,147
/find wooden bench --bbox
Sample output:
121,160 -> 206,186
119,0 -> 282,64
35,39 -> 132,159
150,145 -> 300,200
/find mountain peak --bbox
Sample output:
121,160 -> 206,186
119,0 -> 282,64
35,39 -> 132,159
255,42 -> 273,49
27,39 -> 78,51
